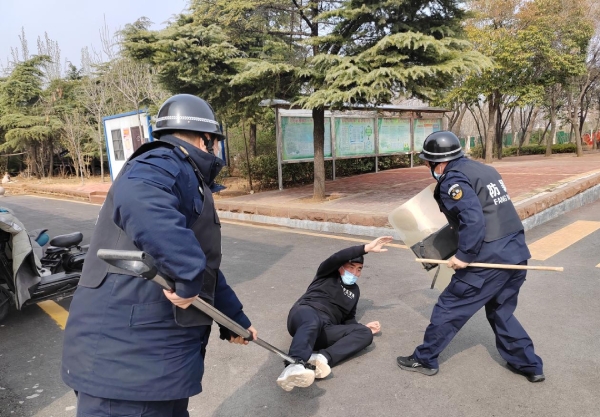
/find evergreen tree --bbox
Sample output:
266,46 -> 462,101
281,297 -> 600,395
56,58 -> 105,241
0,56 -> 62,178
122,1 -> 485,198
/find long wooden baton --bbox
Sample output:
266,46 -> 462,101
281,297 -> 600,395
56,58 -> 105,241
415,258 -> 564,272
96,249 -> 298,364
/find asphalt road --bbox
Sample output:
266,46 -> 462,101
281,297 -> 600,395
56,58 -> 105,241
0,195 -> 599,417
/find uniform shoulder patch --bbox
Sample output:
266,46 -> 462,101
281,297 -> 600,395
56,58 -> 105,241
448,184 -> 463,200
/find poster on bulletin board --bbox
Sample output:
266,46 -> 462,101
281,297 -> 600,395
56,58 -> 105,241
413,119 -> 442,152
335,118 -> 376,156
378,118 -> 411,153
281,117 -> 332,160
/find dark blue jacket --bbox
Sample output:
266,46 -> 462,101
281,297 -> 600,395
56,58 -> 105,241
61,137 -> 250,401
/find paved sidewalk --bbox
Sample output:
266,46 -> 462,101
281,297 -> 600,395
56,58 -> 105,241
4,152 -> 600,237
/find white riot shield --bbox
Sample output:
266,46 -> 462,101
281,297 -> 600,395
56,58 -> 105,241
388,184 -> 455,291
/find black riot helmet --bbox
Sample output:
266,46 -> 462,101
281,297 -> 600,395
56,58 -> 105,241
419,131 -> 464,163
153,94 -> 225,141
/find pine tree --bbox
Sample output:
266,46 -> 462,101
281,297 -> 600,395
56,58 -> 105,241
122,1 -> 485,199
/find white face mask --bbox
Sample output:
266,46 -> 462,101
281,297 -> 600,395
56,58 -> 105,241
430,163 -> 442,181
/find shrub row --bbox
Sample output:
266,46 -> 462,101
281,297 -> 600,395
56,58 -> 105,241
468,143 -> 577,159
238,153 -> 420,190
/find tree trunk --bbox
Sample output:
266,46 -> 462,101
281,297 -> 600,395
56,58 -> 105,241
310,2 -> 324,200
79,151 -> 85,185
136,106 -> 145,149
48,138 -> 54,178
32,144 -> 41,179
249,123 -> 257,157
225,123 -> 231,173
570,92 -> 583,157
495,103 -> 503,160
510,111 -> 516,145
546,98 -> 556,156
523,107 -> 539,146
313,107 -> 326,201
242,120 -> 253,192
540,120 -> 551,146
573,112 -> 583,156
485,93 -> 498,163
594,101 -> 600,150
546,87 -> 557,156
450,104 -> 467,137
98,120 -> 105,181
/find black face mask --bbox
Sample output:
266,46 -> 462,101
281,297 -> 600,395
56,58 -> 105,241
202,135 -> 216,155
429,162 -> 441,181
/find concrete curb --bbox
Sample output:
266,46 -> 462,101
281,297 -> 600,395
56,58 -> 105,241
17,185 -> 90,201
214,200 -> 390,228
4,184 -> 108,204
522,182 -> 600,231
217,210 -> 403,239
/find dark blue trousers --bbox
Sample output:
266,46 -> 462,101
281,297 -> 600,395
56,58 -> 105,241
414,266 -> 543,374
287,304 -> 373,366
76,392 -> 189,417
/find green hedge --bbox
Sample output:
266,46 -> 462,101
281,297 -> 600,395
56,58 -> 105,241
469,143 -> 577,159
239,153 -> 420,190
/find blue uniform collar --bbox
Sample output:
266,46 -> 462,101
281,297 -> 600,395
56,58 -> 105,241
438,157 -> 466,180
445,156 -> 465,172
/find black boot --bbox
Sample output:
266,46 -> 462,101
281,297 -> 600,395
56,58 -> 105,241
506,363 -> 545,383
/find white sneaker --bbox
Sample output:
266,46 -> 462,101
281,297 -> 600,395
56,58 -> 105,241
308,353 -> 331,379
276,364 -> 315,391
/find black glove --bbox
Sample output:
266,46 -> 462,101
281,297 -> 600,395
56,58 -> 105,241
218,326 -> 240,341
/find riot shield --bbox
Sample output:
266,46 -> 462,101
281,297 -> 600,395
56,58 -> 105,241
388,184 -> 456,291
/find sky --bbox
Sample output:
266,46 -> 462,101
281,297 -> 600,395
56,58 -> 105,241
0,0 -> 189,71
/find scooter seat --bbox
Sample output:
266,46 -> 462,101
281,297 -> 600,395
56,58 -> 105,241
49,232 -> 83,248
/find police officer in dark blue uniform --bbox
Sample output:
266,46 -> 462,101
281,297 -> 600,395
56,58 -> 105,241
397,131 -> 545,383
61,94 -> 258,417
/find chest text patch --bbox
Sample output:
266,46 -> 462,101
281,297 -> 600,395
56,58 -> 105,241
448,184 -> 463,201
341,285 -> 355,299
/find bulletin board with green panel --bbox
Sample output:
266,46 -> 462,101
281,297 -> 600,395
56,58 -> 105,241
413,118 -> 442,152
281,116 -> 332,161
334,117 -> 376,157
378,118 -> 411,153
275,108 -> 446,190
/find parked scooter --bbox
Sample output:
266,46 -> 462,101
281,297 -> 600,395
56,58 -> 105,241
0,207 -> 87,323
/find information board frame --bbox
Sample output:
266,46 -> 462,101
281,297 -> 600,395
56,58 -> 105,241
272,106 -> 448,190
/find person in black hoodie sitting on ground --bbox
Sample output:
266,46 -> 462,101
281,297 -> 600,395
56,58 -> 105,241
276,236 -> 393,391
